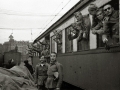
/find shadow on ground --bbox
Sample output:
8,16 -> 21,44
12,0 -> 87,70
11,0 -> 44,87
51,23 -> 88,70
61,81 -> 84,90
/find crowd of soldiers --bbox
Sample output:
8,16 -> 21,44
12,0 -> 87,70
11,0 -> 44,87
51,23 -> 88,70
68,3 -> 119,50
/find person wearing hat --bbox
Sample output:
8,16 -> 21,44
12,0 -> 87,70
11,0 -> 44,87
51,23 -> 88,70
35,55 -> 48,90
45,52 -> 63,90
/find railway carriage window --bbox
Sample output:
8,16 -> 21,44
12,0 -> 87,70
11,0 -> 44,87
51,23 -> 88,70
97,35 -> 104,48
56,31 -> 62,54
51,35 -> 56,53
53,30 -> 62,45
52,30 -> 62,53
65,26 -> 73,53
39,43 -> 43,52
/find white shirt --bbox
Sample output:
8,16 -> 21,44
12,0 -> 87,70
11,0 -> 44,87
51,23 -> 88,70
40,64 -> 44,67
89,14 -> 93,26
89,14 -> 97,49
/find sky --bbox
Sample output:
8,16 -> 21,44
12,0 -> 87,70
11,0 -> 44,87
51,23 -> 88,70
0,0 -> 80,44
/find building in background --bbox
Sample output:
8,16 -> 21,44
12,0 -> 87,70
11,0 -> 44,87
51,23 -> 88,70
2,34 -> 32,60
0,44 -> 3,54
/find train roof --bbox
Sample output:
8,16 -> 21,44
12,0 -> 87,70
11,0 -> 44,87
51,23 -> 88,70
33,0 -> 91,43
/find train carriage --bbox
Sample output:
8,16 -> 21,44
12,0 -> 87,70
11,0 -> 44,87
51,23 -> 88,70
33,0 -> 120,90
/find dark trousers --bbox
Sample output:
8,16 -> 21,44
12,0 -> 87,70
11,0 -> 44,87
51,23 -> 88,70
47,88 -> 55,90
38,85 -> 47,90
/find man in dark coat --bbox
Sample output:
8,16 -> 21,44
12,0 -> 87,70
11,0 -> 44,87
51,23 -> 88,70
24,60 -> 33,75
103,4 -> 119,44
91,8 -> 111,50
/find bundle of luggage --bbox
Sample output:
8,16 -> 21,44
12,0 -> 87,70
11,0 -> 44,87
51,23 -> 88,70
0,65 -> 38,90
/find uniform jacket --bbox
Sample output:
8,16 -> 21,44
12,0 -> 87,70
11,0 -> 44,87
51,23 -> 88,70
92,16 -> 109,34
41,49 -> 50,57
46,61 -> 63,88
93,10 -> 119,36
108,10 -> 119,23
68,14 -> 92,41
108,10 -> 119,36
35,63 -> 48,85
24,64 -> 34,75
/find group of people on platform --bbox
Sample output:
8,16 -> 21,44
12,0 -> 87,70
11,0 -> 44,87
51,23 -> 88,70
68,3 -> 119,50
2,2 -> 119,90
4,52 -> 63,90
34,52 -> 63,90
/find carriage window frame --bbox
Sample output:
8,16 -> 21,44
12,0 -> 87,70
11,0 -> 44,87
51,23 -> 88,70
56,31 -> 62,54
51,35 -> 56,53
65,25 -> 73,53
50,30 -> 63,54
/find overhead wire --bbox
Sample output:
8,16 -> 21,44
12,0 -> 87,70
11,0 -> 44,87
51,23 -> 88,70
41,0 -> 64,29
0,12 -> 62,16
41,0 -> 72,34
0,28 -> 44,30
0,8 -> 63,16
0,0 -> 64,40
36,0 -> 64,37
0,0 -> 72,42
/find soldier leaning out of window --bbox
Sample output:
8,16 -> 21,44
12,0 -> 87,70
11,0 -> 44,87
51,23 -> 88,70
68,12 -> 89,42
91,8 -> 111,49
103,4 -> 119,44
72,4 -> 98,42
92,4 -> 119,48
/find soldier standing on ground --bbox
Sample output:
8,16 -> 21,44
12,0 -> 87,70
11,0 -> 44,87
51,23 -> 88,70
46,52 -> 63,90
35,55 -> 48,90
